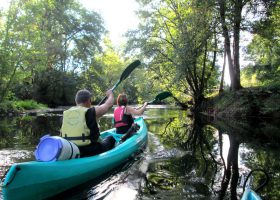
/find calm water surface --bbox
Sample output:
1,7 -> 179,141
0,106 -> 279,200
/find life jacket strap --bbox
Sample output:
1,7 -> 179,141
114,120 -> 128,124
64,134 -> 90,142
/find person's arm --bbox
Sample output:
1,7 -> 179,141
85,108 -> 100,142
95,90 -> 114,118
126,102 -> 148,115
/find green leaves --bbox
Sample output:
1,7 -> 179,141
0,0 -> 106,104
243,1 -> 280,87
126,0 -> 219,105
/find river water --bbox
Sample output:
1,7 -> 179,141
0,106 -> 279,200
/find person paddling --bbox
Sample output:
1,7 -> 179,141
61,89 -> 116,157
114,93 -> 148,134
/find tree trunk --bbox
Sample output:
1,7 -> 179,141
218,0 -> 242,91
232,0 -> 243,90
219,44 -> 226,93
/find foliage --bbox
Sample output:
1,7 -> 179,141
126,0 -> 220,106
0,100 -> 47,115
80,38 -> 125,103
14,100 -> 47,110
32,68 -> 79,106
0,101 -> 18,114
0,0 -> 105,104
207,86 -> 280,118
80,38 -> 155,104
0,0 -> 279,111
242,0 -> 280,87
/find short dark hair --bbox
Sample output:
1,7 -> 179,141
75,89 -> 92,104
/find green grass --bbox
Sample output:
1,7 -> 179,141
205,85 -> 280,117
14,100 -> 47,110
0,100 -> 47,115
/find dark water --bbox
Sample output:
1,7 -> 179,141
0,106 -> 280,200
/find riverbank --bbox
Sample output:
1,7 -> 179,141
1,86 -> 279,119
201,86 -> 280,119
0,100 -> 47,118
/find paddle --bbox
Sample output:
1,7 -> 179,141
135,91 -> 172,111
98,60 -> 141,105
148,91 -> 173,104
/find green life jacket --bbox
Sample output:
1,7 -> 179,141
61,106 -> 91,146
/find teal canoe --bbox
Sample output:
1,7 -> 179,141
1,117 -> 148,200
241,189 -> 262,200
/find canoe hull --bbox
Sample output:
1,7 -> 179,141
241,189 -> 262,200
1,117 -> 148,200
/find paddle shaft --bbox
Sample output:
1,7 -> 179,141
98,81 -> 120,105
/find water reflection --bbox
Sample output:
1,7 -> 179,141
0,107 -> 280,200
140,113 -> 280,200
210,118 -> 280,200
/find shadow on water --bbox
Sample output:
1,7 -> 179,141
0,107 -> 280,200
208,117 -> 280,200
138,112 -> 280,200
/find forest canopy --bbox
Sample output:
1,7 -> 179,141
0,0 -> 279,109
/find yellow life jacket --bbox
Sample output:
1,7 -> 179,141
61,106 -> 91,146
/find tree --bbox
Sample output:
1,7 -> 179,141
33,69 -> 79,106
242,0 -> 280,86
0,0 -> 106,104
127,0 -> 220,108
80,38 -> 125,102
217,0 -> 244,91
217,0 -> 276,91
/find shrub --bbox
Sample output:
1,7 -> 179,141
14,100 -> 47,110
0,101 -> 18,114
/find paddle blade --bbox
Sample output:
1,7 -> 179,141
148,91 -> 172,104
119,60 -> 141,82
155,91 -> 172,101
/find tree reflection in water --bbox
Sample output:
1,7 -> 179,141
146,111 -> 280,200
1,108 -> 280,200
182,115 -> 279,200
218,131 -> 239,200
